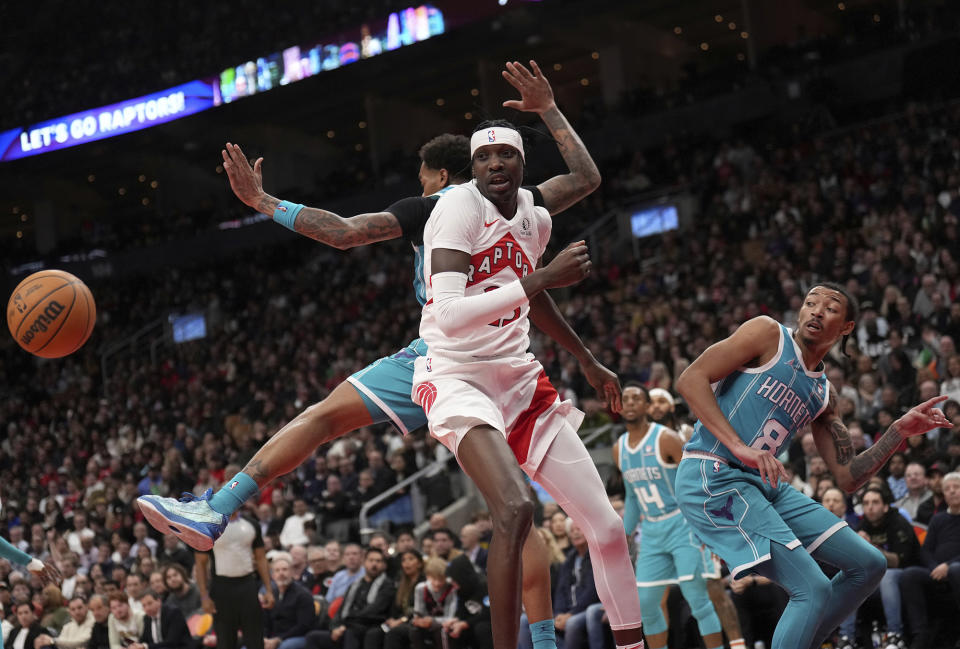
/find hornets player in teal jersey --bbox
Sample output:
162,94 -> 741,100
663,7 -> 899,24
646,388 -> 746,649
674,283 -> 950,649
614,384 -> 723,649
139,60 -> 621,649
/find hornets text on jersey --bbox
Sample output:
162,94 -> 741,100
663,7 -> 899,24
684,322 -> 830,469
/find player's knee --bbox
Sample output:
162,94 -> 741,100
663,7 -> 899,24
636,586 -> 663,614
681,585 -> 717,624
494,495 -> 534,536
586,506 -> 627,551
807,571 -> 833,603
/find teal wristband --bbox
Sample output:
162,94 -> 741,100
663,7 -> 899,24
273,201 -> 304,230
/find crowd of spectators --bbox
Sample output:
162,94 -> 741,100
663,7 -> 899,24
2,29 -> 960,649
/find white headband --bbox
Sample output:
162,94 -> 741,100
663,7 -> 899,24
648,388 -> 675,406
470,127 -> 525,162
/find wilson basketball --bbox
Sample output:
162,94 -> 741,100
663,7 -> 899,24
7,270 -> 96,358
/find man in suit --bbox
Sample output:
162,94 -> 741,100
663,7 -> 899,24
87,595 -> 111,649
130,590 -> 191,649
459,524 -> 487,573
5,603 -> 44,649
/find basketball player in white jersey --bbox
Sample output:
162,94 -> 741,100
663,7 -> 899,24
412,112 -> 645,649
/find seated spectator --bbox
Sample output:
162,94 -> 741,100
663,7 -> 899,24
88,595 -> 112,649
838,487 -> 920,647
125,575 -> 146,616
900,471 -> 960,649
129,524 -> 158,560
821,487 -> 860,529
302,547 -> 332,597
324,542 -> 343,574
409,558 -> 458,649
107,592 -> 143,649
887,453 -> 909,501
325,545 -> 364,603
426,530 -> 460,563
161,564 -> 199,618
458,525 -> 487,573
916,462 -> 949,525
320,477 -> 357,543
374,550 -> 424,649
304,547 -> 396,649
280,501 -> 316,550
155,537 -> 192,573
7,602 -> 44,649
895,463 -> 933,521
264,554 -> 318,649
57,557 -> 79,602
289,546 -> 309,585
443,555 -> 491,649
131,590 -> 191,649
38,586 -> 70,634
147,573 -> 166,601
548,512 -> 570,554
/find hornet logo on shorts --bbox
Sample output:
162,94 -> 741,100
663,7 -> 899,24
487,130 -> 496,142
709,495 -> 735,522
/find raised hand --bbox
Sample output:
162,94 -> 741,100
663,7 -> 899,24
222,142 -> 265,209
541,240 -> 591,289
501,60 -> 556,115
897,395 -> 951,436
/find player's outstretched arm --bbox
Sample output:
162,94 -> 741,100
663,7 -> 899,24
502,60 -> 601,215
0,535 -> 61,586
813,390 -> 949,493
221,142 -> 401,249
675,316 -> 789,486
528,291 -> 621,412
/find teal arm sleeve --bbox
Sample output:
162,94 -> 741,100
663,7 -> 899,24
623,484 -> 640,535
0,535 -> 32,566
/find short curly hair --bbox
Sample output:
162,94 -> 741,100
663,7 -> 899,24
419,134 -> 470,183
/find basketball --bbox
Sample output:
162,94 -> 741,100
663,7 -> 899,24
6,270 -> 96,358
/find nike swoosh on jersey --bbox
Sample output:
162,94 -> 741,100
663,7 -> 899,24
483,220 -> 497,227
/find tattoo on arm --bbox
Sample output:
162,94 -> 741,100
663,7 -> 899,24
256,195 -> 280,216
295,210 -> 400,249
537,106 -> 600,215
849,422 -> 903,489
829,419 -> 855,465
244,460 -> 270,485
257,193 -> 400,248
820,384 -> 855,466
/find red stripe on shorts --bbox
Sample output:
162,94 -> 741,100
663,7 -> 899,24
507,371 -> 558,465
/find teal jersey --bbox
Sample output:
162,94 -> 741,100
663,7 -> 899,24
684,322 -> 830,469
618,423 -> 680,520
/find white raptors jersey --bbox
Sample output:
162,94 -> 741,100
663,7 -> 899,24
420,181 -> 552,359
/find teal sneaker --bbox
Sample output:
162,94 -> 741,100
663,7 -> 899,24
138,489 -> 228,551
